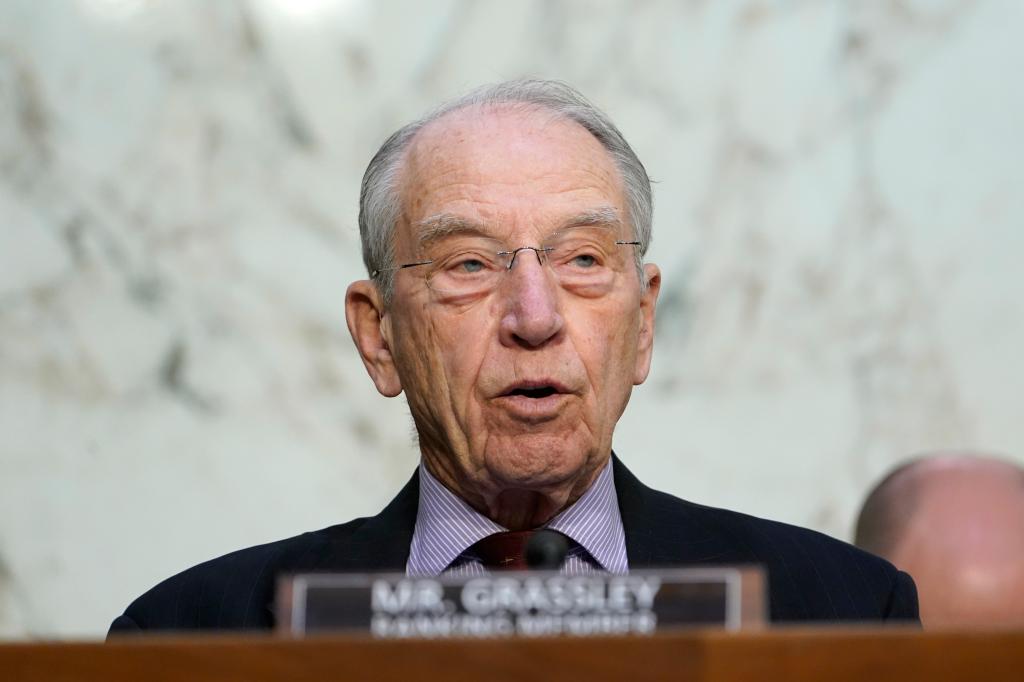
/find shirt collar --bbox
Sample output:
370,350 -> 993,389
546,461 -> 628,574
407,464 -> 503,576
407,459 -> 627,575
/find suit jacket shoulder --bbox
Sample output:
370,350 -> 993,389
110,472 -> 419,633
613,458 -> 918,622
111,520 -> 360,631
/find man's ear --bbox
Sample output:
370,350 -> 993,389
345,280 -> 403,397
633,263 -> 661,385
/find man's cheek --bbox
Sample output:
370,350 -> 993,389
440,333 -> 485,403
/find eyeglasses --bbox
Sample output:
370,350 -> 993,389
373,227 -> 642,299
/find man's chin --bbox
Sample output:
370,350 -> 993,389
482,435 -> 602,493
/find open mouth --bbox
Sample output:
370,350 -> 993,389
507,386 -> 558,399
496,380 -> 570,421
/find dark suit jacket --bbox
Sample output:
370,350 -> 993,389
109,458 -> 918,633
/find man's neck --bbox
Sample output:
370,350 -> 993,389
420,455 -> 607,530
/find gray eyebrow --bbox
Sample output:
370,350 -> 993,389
413,206 -> 624,251
556,206 -> 622,231
414,214 -> 492,251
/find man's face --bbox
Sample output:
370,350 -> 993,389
351,106 -> 659,525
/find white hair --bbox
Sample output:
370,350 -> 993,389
358,79 -> 653,304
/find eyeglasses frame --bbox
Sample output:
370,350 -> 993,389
371,240 -> 642,280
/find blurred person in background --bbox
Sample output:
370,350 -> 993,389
856,453 -> 1024,628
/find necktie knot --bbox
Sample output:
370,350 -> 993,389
471,530 -> 572,570
472,530 -> 535,570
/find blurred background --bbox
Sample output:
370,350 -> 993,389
1,0 -> 1022,639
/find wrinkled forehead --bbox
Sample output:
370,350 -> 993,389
394,104 -> 628,241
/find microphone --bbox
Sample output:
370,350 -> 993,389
525,529 -> 570,570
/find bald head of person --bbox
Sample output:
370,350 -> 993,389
855,454 -> 1024,628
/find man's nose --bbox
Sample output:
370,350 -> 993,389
498,250 -> 564,348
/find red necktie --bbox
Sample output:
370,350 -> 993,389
471,531 -> 535,570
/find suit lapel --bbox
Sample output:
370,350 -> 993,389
314,469 -> 421,572
265,470 -> 420,624
614,455 -> 732,567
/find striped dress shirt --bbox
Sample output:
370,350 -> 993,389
407,460 -> 628,577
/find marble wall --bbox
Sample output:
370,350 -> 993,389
1,0 -> 1021,638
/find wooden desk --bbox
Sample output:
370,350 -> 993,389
4,629 -> 1021,681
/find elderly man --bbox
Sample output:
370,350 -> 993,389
856,453 -> 1024,628
110,80 -> 916,632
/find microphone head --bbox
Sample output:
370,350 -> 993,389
525,529 -> 570,570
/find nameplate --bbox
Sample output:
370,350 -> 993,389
277,567 -> 765,638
